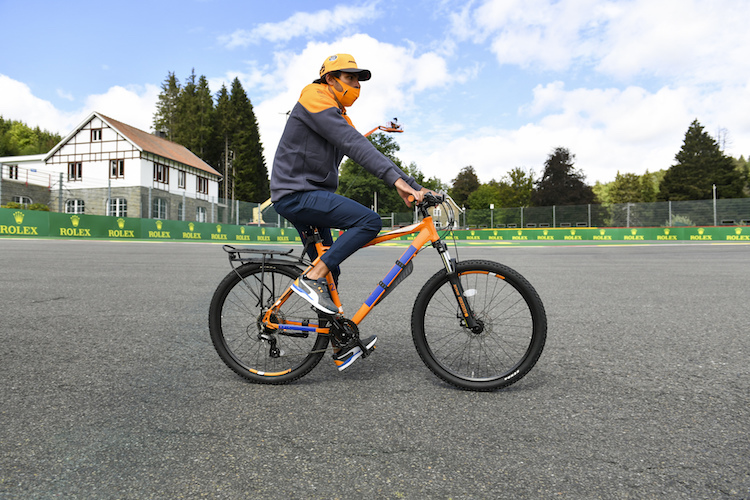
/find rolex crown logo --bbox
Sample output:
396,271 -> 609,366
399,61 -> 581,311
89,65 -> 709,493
698,227 -> 705,235
262,228 -> 266,235
216,225 -> 222,233
240,226 -> 245,234
281,229 -> 285,236
543,229 -> 548,236
631,229 -> 637,235
517,230 -> 522,235
664,228 -> 670,235
71,215 -> 80,227
13,211 -> 24,224
189,223 -> 195,232
736,227 -> 742,235
117,218 -> 125,229
471,230 -> 475,236
156,220 -> 163,230
570,229 -> 576,235
599,229 -> 606,235
493,230 -> 498,236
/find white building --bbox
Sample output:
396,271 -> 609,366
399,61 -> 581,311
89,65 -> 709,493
1,111 -> 223,221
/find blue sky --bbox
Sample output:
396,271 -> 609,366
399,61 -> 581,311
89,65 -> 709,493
2,0 -> 750,188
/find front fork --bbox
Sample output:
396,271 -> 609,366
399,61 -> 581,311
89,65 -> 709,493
434,241 -> 483,333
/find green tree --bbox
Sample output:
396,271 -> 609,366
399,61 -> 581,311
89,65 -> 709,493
229,77 -> 268,202
658,119 -> 745,201
173,69 -> 199,152
0,117 -> 61,156
531,147 -> 595,206
732,155 -> 750,195
338,133 -> 409,213
609,171 -> 642,203
449,166 -> 481,207
640,170 -> 658,202
467,182 -> 502,210
151,72 -> 269,203
152,72 -> 180,140
212,85 -> 233,200
501,167 -> 534,207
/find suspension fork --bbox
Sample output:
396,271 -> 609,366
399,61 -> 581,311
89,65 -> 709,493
434,240 -> 483,333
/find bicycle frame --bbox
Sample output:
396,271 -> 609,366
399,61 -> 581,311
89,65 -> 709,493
260,211 -> 477,335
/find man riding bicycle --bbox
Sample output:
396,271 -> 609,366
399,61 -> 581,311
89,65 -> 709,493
270,53 -> 429,370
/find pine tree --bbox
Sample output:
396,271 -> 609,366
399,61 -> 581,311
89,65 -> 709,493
174,69 -> 199,152
213,85 -> 233,201
153,72 -> 180,140
658,119 -> 745,201
531,147 -> 595,206
194,75 -> 214,159
229,77 -> 268,203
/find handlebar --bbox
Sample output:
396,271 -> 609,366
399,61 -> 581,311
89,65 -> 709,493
407,192 -> 455,229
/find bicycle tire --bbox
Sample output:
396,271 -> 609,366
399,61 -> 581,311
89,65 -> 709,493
209,263 -> 329,384
411,260 -> 546,391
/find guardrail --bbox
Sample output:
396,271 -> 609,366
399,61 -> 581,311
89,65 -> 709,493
3,208 -> 750,243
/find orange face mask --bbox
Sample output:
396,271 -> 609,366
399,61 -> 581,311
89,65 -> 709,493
330,77 -> 360,107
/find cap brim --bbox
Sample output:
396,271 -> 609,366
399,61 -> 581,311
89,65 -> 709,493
341,68 -> 371,81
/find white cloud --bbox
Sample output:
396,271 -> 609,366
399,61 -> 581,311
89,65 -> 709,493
402,78 -> 750,186
452,0 -> 750,84
0,74 -> 76,134
219,3 -> 380,48
56,89 -> 74,101
0,74 -> 159,135
83,84 -> 161,132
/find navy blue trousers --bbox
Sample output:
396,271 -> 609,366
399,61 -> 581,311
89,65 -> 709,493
273,191 -> 382,282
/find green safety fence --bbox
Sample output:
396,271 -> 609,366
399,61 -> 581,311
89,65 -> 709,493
2,208 -> 749,243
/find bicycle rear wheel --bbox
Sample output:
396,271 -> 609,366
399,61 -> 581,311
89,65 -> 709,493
411,260 -> 546,391
209,263 -> 329,384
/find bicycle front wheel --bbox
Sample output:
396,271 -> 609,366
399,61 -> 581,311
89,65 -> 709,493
411,260 -> 546,391
209,263 -> 329,384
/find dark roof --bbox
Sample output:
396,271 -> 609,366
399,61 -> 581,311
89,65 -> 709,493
98,113 -> 221,177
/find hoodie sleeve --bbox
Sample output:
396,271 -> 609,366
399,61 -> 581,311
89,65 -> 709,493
297,85 -> 422,190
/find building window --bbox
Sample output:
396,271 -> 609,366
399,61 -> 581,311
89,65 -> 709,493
196,206 -> 207,223
7,165 -> 19,180
153,163 -> 169,184
91,129 -> 102,141
152,198 -> 168,219
107,198 -> 127,217
110,159 -> 125,179
12,196 -> 32,207
197,176 -> 208,194
66,199 -> 85,214
178,170 -> 186,189
68,162 -> 82,181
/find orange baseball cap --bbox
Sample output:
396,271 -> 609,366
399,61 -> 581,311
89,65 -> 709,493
317,53 -> 371,81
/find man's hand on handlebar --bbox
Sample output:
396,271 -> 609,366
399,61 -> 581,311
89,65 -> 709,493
395,179 -> 434,207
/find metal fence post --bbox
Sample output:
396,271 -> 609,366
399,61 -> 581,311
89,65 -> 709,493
669,201 -> 672,226
59,173 -> 63,213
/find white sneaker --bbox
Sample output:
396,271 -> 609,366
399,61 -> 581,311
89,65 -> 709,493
333,335 -> 377,371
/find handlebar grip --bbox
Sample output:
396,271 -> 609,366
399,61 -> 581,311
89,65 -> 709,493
407,195 -> 416,203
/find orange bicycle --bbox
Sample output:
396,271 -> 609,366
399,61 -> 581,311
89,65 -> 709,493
209,193 -> 546,391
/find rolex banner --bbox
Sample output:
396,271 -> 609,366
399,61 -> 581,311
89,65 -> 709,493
1,208 -> 748,243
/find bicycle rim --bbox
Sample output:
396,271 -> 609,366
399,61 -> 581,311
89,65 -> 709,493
412,260 -> 546,391
209,264 -> 328,384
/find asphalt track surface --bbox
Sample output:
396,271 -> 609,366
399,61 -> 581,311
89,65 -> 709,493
1,238 -> 748,499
